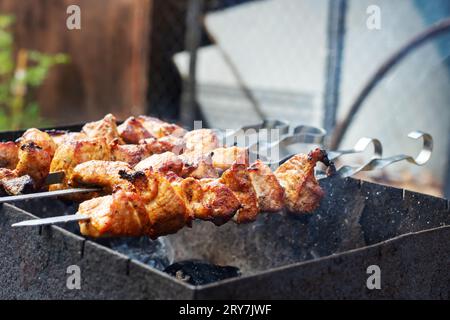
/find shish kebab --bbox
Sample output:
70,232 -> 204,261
1,112 -> 334,238
0,114 -> 188,193
0,113 -> 248,196
13,148 -> 334,239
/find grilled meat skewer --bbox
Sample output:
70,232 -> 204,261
0,114 -> 188,195
69,148 -> 331,238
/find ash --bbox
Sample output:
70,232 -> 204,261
102,236 -> 174,271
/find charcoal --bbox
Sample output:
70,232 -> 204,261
164,260 -> 241,285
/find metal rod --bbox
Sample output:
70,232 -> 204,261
180,0 -> 204,129
323,0 -> 347,146
12,214 -> 89,227
0,188 -> 100,204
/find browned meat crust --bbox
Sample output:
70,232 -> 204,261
0,141 -> 19,169
219,163 -> 259,223
274,148 -> 329,213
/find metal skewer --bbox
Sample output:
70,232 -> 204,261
0,187 -> 100,204
327,136 -> 383,161
12,213 -> 89,227
334,131 -> 432,178
44,171 -> 66,186
263,135 -> 382,167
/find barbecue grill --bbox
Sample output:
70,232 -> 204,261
0,124 -> 449,299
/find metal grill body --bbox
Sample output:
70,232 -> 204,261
0,126 -> 449,299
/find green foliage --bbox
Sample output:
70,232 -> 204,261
0,14 -> 70,131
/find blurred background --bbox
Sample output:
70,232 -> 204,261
0,0 -> 449,198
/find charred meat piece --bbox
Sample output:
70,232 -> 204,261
211,146 -> 248,172
183,129 -> 219,154
78,169 -> 191,239
179,152 -> 219,179
0,174 -> 35,195
117,116 -> 155,144
0,168 -> 34,196
15,129 -> 57,188
49,138 -> 111,193
219,163 -> 259,223
248,160 -> 285,212
168,175 -> 240,225
134,151 -> 184,176
142,171 -> 193,237
154,135 -> 185,154
82,113 -> 123,144
78,191 -> 149,238
274,148 -> 329,213
71,160 -> 136,193
19,128 -> 57,155
140,137 -> 182,155
47,130 -> 87,147
0,168 -> 17,196
0,141 -> 19,169
0,168 -> 16,181
110,143 -> 154,167
136,115 -> 187,139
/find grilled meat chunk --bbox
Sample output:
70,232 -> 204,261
82,113 -> 123,144
248,160 -> 285,212
140,137 -> 182,155
78,170 -> 191,239
135,151 -> 184,175
274,148 -> 328,213
71,160 -> 136,193
183,129 -> 219,154
0,141 -> 19,169
0,168 -> 16,180
47,131 -> 87,147
211,146 -> 248,172
179,152 -> 219,179
15,129 -> 57,187
142,170 -> 192,237
49,138 -> 111,192
219,163 -> 259,223
118,116 -> 155,144
78,191 -> 149,238
110,143 -> 154,166
0,174 -> 34,195
168,174 -> 240,225
136,115 -> 187,139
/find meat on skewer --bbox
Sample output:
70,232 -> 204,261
0,129 -> 57,192
0,114 -> 193,196
0,141 -> 19,169
134,146 -> 249,179
135,115 -> 187,139
71,148 -> 331,238
77,169 -> 193,238
274,148 -> 332,213
81,113 -> 124,144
